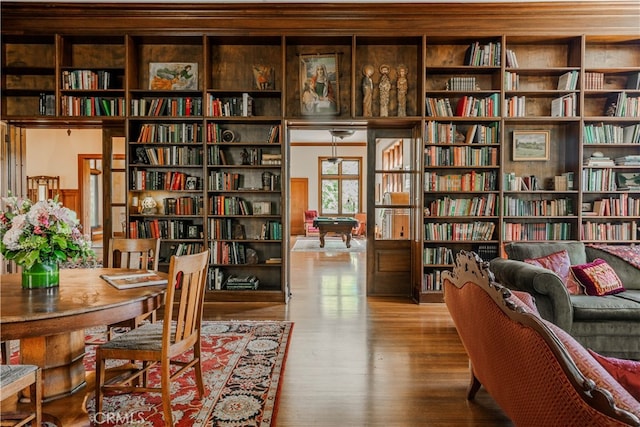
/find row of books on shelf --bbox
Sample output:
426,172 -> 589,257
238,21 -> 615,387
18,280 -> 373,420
61,69 -> 116,90
584,123 -> 640,144
502,196 -> 574,217
424,170 -> 498,192
580,221 -> 640,241
582,168 -> 618,192
584,72 -> 640,91
424,122 -> 500,144
424,145 -> 498,167
425,94 -> 500,117
131,170 -> 201,191
61,96 -> 125,116
135,123 -> 203,143
446,76 -> 479,91
581,221 -> 638,241
130,97 -> 203,117
606,92 -> 640,118
422,271 -> 444,292
557,71 -> 579,90
207,93 -> 253,117
209,171 -> 243,191
583,194 -> 640,217
39,93 -> 55,116
209,195 -> 251,215
128,219 -> 201,239
208,241 -> 253,265
423,246 -> 453,265
162,196 -> 204,216
465,41 -> 501,66
551,93 -> 577,117
425,193 -> 496,217
134,146 -> 203,166
161,242 -> 204,262
208,217 -> 280,240
503,173 -> 544,192
502,222 -> 572,241
423,221 -> 496,241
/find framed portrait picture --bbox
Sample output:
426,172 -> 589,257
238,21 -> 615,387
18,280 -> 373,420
185,176 -> 198,190
299,53 -> 339,115
512,130 -> 550,161
149,62 -> 198,90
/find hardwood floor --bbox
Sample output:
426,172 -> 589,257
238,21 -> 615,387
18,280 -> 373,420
30,237 -> 513,426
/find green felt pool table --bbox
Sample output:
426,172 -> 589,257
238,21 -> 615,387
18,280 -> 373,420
312,217 -> 359,248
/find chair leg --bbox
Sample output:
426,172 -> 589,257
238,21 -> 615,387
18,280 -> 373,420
194,341 -> 205,397
161,360 -> 173,427
1,341 -> 10,364
95,349 -> 105,415
32,368 -> 42,427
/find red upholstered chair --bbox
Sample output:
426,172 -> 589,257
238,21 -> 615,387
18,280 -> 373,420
443,251 -> 640,426
352,212 -> 366,237
304,210 -> 319,237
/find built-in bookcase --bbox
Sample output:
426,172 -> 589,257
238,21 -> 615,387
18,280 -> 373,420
2,29 -> 638,304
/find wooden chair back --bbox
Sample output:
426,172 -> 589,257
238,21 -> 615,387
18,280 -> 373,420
162,250 -> 209,351
107,238 -> 160,271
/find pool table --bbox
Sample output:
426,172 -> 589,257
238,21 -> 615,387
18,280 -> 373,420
312,216 -> 359,248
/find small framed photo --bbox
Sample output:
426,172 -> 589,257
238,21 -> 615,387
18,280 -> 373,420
185,176 -> 198,190
512,130 -> 550,161
299,53 -> 339,115
187,225 -> 200,239
149,62 -> 198,90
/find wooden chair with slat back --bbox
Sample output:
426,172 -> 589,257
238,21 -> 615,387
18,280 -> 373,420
95,250 -> 210,427
106,238 -> 161,339
0,365 -> 42,427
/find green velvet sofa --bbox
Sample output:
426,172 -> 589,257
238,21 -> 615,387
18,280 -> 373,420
489,242 -> 640,360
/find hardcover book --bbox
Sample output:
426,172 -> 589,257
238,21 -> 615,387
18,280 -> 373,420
100,271 -> 168,290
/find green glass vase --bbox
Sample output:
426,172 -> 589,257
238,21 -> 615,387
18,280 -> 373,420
22,261 -> 60,289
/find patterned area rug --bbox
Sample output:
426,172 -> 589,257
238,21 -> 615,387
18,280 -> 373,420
9,321 -> 292,426
291,236 -> 366,253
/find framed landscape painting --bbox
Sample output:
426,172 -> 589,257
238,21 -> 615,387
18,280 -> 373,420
149,62 -> 198,90
512,130 -> 550,161
299,53 -> 339,116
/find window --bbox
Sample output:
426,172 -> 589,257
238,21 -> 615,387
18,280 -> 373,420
319,157 -> 362,215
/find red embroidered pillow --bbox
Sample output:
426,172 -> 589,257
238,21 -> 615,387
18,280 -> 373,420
588,349 -> 640,401
570,258 -> 625,296
525,250 -> 583,295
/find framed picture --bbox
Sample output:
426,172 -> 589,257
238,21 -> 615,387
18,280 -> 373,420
512,130 -> 550,161
149,62 -> 198,90
185,176 -> 198,190
299,53 -> 339,115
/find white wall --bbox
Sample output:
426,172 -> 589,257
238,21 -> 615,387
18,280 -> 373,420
26,128 -> 102,188
290,144 -> 367,212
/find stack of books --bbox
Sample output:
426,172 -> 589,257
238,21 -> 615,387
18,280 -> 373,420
225,275 -> 259,290
585,153 -> 615,167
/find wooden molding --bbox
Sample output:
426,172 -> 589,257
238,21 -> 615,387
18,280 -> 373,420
2,2 -> 639,35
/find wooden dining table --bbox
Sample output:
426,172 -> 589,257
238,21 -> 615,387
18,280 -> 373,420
0,267 -> 166,402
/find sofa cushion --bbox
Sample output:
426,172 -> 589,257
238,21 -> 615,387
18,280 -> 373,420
586,245 -> 640,291
570,294 -> 640,321
588,349 -> 640,401
571,258 -> 625,296
524,249 -> 583,295
505,241 -> 587,265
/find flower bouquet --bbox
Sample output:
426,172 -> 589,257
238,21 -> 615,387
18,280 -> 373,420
0,194 -> 94,288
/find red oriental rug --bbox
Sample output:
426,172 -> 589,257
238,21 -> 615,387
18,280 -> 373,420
9,321 -> 292,426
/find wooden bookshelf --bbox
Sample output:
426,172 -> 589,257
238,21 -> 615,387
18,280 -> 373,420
1,2 -> 638,304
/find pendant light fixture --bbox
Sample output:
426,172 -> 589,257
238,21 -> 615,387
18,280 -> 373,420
327,129 -> 355,164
